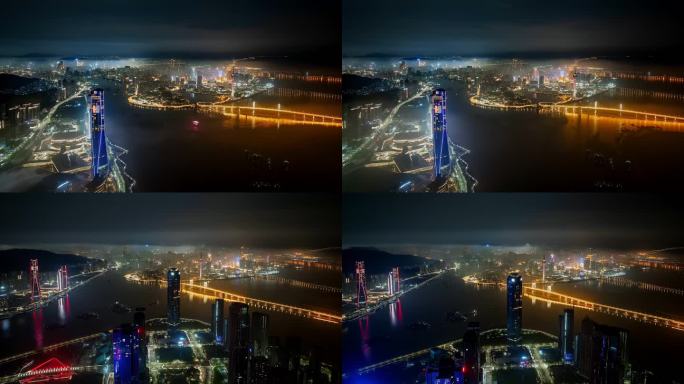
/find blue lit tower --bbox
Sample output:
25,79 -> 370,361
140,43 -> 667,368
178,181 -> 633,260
559,309 -> 574,363
211,299 -> 225,344
431,89 -> 450,179
228,303 -> 250,384
506,272 -> 523,344
113,324 -> 134,384
167,268 -> 181,328
89,89 -> 109,179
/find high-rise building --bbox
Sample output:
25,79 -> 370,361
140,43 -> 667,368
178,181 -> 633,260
89,89 -> 109,179
228,303 -> 250,384
133,309 -> 147,378
558,309 -> 574,364
251,312 -> 269,358
506,272 -> 523,344
431,89 -> 450,179
387,271 -> 395,295
166,268 -> 181,328
577,317 -> 629,384
211,299 -> 225,344
462,322 -> 481,384
113,323 -> 145,384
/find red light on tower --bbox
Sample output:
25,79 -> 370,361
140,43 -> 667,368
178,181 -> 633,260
30,259 -> 41,299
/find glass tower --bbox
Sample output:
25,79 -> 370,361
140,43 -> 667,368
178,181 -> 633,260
228,303 -> 250,384
431,89 -> 450,179
89,89 -> 109,179
212,299 -> 225,344
167,268 -> 181,328
506,272 -> 523,343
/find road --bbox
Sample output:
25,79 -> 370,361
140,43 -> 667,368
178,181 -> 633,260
1,85 -> 89,168
342,83 -> 431,169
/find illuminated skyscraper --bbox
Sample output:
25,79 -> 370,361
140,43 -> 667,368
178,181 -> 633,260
559,309 -> 574,363
211,299 -> 225,344
166,268 -> 181,328
228,303 -> 250,384
506,272 -> 523,344
113,324 -> 138,384
89,89 -> 109,179
431,89 -> 450,179
387,271 -> 395,295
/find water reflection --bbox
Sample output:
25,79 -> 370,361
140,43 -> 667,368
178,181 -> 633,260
389,299 -> 403,327
57,295 -> 71,325
32,309 -> 43,350
359,316 -> 371,360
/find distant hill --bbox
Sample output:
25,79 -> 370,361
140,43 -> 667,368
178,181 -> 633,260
0,73 -> 38,91
0,249 -> 91,273
342,247 -> 437,275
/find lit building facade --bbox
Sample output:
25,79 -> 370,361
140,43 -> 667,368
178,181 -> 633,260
559,309 -> 574,363
506,272 -> 523,343
228,303 -> 250,384
212,299 -> 225,344
166,268 -> 181,328
89,89 -> 109,179
431,89 -> 450,179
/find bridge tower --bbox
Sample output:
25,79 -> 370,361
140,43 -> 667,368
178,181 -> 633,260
392,267 -> 400,293
57,265 -> 68,291
356,261 -> 368,307
30,259 -> 41,299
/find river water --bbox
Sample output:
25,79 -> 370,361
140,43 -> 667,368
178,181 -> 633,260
0,269 -> 340,365
342,268 -> 684,381
344,77 -> 684,192
445,78 -> 684,191
101,76 -> 340,192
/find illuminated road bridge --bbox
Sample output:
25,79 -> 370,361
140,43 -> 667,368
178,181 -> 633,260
0,332 -> 107,366
541,103 -> 684,128
524,286 -> 684,331
253,275 -> 341,293
182,282 -> 341,323
198,104 -> 342,127
0,360 -> 104,384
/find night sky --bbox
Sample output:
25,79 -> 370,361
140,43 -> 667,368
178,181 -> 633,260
0,194 -> 339,248
0,0 -> 340,59
343,194 -> 684,249
343,0 -> 684,57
